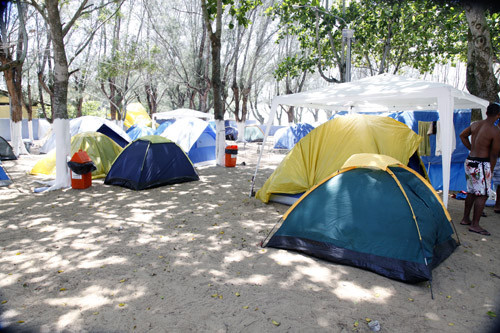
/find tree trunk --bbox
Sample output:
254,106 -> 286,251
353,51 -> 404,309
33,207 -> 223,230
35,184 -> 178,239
46,0 -> 71,189
464,3 -> 500,120
202,0 -> 225,166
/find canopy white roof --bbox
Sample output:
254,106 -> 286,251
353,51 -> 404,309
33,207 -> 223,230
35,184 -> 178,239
252,74 -> 489,207
153,109 -> 213,121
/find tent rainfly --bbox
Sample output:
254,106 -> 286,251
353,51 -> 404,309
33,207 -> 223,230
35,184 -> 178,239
251,74 -> 489,207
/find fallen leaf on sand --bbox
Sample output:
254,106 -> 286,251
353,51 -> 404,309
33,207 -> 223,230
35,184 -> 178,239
93,312 -> 99,315
448,323 -> 454,326
487,311 -> 497,318
408,298 -> 414,302
118,303 -> 125,307
365,318 -> 371,322
243,306 -> 249,309
59,288 -> 66,291
17,320 -> 24,323
119,279 -> 126,283
272,320 -> 280,326
353,320 -> 359,327
235,292 -> 240,297
1,300 -> 7,304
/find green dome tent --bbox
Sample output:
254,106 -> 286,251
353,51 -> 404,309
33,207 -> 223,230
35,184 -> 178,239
31,132 -> 123,179
264,154 -> 458,284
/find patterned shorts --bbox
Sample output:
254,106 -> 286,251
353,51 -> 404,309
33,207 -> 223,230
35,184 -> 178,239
464,157 -> 491,196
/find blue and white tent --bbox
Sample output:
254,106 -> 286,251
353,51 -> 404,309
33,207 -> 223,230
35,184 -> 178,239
158,117 -> 216,166
0,161 -> 12,187
273,123 -> 315,150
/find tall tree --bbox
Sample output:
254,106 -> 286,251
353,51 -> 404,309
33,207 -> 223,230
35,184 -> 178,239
201,0 -> 260,165
463,1 -> 499,107
0,1 -> 28,157
28,0 -> 116,189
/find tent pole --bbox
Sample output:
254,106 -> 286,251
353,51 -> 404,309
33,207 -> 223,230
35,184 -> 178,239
249,100 -> 278,197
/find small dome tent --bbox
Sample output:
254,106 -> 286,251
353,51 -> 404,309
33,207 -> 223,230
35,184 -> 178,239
256,114 -> 424,204
40,116 -> 130,154
244,125 -> 265,142
104,135 -> 199,190
0,136 -> 16,160
158,117 -> 216,166
264,154 -> 458,283
31,132 -> 123,179
124,103 -> 152,129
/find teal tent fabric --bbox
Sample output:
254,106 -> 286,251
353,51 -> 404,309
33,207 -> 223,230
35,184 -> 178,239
266,166 -> 457,283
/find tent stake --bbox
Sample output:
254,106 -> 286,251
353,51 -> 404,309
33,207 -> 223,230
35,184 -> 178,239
429,280 -> 434,300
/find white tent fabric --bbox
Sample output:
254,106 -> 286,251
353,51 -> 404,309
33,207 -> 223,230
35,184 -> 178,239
40,116 -> 130,154
252,74 -> 489,207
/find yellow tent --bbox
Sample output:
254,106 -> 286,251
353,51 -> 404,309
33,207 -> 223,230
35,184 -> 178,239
256,114 -> 422,203
124,103 -> 151,129
31,132 -> 123,179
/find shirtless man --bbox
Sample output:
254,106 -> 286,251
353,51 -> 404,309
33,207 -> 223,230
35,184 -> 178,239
459,102 -> 500,236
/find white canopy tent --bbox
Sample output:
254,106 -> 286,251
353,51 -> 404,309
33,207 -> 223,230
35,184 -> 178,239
152,108 -> 213,128
251,74 -> 489,207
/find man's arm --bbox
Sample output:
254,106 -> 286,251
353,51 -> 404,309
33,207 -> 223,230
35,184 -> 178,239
460,126 -> 472,151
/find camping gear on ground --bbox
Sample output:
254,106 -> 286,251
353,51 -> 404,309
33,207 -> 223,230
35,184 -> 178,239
0,161 -> 12,186
0,136 -> 16,160
158,117 -> 216,166
104,135 -> 199,190
256,114 -> 423,204
273,123 -> 315,150
40,116 -> 130,154
225,145 -> 238,167
31,132 -> 123,179
126,124 -> 155,141
97,124 -> 130,148
264,154 -> 458,284
225,126 -> 238,140
251,74 -> 489,207
124,103 -> 152,129
68,150 -> 96,189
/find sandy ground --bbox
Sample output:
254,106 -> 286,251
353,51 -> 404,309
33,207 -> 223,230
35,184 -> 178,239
1,142 -> 499,333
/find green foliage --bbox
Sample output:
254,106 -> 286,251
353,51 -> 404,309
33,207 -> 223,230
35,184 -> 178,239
98,40 -> 152,80
67,100 -> 106,118
205,0 -> 262,29
269,0 -> 469,81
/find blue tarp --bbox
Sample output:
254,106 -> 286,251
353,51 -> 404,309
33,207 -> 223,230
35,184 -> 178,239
386,110 -> 470,191
127,124 -> 155,141
273,123 -> 315,149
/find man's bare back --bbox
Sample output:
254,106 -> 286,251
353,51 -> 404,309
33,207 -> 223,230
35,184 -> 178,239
460,119 -> 500,166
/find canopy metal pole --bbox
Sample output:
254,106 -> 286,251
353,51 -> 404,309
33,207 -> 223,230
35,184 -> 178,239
249,100 -> 278,197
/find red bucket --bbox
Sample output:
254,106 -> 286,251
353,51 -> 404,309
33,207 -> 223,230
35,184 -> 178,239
225,145 -> 238,167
